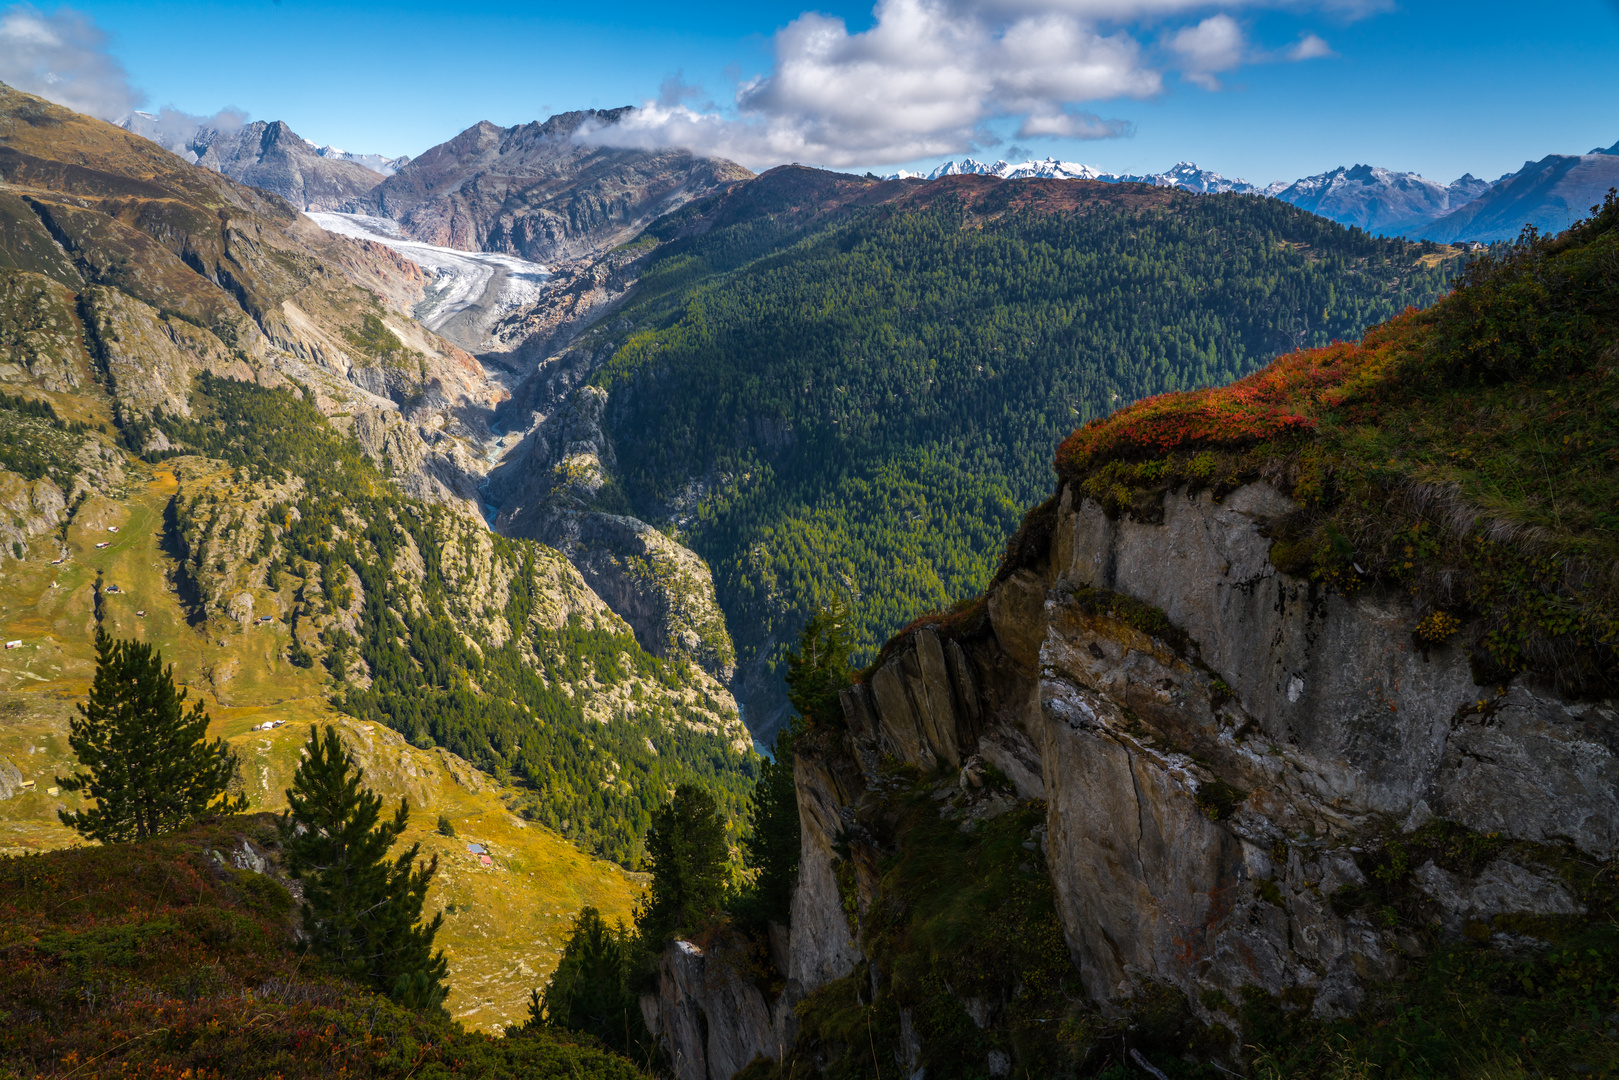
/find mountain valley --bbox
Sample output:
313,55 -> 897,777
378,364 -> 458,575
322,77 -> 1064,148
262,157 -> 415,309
3,72 -> 1616,1080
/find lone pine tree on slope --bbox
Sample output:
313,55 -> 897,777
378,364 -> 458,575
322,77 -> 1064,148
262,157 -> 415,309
281,724 -> 448,1011
57,629 -> 247,843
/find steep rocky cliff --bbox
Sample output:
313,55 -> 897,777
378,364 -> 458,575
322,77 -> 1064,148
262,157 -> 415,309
644,197 -> 1619,1078
645,477 -> 1615,1077
490,367 -> 736,682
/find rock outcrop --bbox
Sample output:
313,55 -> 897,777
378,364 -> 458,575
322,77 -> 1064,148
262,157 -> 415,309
642,937 -> 795,1080
648,477 -> 1617,1078
491,380 -> 736,680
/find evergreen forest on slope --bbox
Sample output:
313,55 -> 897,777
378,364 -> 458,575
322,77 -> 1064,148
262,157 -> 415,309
146,375 -> 756,866
583,173 -> 1466,679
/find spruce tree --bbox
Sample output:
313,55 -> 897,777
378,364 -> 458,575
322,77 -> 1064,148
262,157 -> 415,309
280,724 -> 448,1011
57,629 -> 247,843
736,606 -> 846,924
639,783 -> 729,945
784,601 -> 852,728
739,720 -> 802,926
537,906 -> 645,1053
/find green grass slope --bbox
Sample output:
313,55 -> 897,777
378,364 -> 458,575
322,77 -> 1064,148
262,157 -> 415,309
0,465 -> 646,1031
0,814 -> 650,1077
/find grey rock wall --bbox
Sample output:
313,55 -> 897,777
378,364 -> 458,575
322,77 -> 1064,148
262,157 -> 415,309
775,478 -> 1617,1060
652,478 -> 1617,1078
643,938 -> 793,1080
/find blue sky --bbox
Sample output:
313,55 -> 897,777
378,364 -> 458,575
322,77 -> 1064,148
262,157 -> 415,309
9,0 -> 1619,186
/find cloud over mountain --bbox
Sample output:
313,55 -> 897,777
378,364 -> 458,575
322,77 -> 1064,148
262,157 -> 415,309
0,3 -> 244,138
0,3 -> 138,119
579,0 -> 1344,169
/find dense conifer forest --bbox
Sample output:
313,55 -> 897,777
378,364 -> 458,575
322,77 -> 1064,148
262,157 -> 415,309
590,183 -> 1463,666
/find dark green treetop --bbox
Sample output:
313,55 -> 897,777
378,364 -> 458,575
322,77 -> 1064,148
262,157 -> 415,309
531,906 -> 647,1056
56,629 -> 247,843
736,720 -> 802,928
280,724 -> 448,1011
737,607 -> 850,925
638,783 -> 730,945
784,601 -> 853,728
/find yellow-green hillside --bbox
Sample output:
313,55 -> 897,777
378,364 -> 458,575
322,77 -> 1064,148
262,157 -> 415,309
0,463 -> 641,1032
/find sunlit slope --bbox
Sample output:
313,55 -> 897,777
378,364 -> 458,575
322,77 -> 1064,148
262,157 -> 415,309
0,467 -> 640,1031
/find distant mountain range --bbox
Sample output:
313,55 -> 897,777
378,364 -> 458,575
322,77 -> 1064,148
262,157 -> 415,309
1268,164 -> 1491,234
118,105 -> 1618,248
891,157 -> 1259,194
117,112 -> 408,211
314,144 -> 410,176
894,139 -> 1619,242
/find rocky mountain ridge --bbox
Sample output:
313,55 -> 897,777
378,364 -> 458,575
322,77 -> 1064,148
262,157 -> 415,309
118,113 -> 392,211
354,109 -> 754,264
1417,144 -> 1619,242
635,196 -> 1619,1077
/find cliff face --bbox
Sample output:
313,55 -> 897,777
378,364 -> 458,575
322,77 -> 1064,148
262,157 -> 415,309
360,111 -> 753,265
649,478 -> 1617,1078
491,379 -> 737,681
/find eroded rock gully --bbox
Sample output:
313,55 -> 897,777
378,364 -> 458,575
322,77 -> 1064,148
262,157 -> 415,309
647,480 -> 1618,1078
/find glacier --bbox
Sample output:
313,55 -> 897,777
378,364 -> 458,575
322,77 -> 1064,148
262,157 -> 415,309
307,212 -> 551,346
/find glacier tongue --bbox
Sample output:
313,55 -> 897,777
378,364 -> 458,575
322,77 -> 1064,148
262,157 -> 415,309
307,212 -> 551,348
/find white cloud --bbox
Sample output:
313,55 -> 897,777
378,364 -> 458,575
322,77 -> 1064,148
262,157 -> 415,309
581,0 -> 1156,169
1017,107 -> 1133,138
121,105 -> 249,157
0,3 -> 140,119
582,0 -> 1359,170
1166,14 -> 1246,90
1285,32 -> 1334,60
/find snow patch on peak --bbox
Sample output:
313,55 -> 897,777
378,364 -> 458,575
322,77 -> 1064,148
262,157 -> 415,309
315,145 -> 412,177
885,157 -> 1256,193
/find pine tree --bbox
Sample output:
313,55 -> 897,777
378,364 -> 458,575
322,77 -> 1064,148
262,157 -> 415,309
639,783 -> 729,945
280,724 -> 449,1011
57,629 -> 246,843
537,906 -> 645,1053
734,607 -> 846,925
785,601 -> 852,728
738,720 -> 802,926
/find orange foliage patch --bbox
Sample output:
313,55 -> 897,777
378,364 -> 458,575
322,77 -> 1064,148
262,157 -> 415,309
1055,307 -> 1425,474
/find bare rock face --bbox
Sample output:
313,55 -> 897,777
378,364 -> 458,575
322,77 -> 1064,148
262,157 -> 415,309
492,382 -> 737,679
642,938 -> 793,1080
765,478 -> 1618,1069
1051,483 -> 1619,855
357,110 -> 753,264
190,121 -> 388,212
